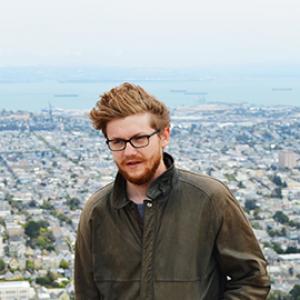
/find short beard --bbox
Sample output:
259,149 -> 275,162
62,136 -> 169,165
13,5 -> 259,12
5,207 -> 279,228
117,154 -> 161,185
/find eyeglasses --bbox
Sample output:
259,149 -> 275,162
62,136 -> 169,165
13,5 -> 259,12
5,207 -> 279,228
106,129 -> 160,151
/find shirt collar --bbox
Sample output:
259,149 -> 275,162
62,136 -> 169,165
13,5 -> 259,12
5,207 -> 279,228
111,152 -> 177,209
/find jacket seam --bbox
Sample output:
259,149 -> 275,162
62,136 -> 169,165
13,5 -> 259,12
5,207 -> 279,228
155,279 -> 201,282
94,279 -> 141,282
93,279 -> 202,282
84,187 -> 113,222
177,177 -> 211,199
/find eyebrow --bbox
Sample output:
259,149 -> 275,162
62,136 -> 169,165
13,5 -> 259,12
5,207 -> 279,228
108,132 -> 150,140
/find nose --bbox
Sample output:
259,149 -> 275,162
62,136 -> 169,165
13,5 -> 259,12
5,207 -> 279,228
123,141 -> 138,156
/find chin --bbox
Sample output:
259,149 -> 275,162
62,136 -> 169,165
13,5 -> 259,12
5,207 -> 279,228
119,168 -> 153,185
126,173 -> 150,185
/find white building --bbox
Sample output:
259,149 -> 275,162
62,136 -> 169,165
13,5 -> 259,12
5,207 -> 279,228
0,201 -> 11,218
0,281 -> 34,300
279,150 -> 299,169
6,222 -> 24,238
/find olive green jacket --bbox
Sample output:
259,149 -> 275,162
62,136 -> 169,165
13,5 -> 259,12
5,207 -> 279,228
75,154 -> 270,299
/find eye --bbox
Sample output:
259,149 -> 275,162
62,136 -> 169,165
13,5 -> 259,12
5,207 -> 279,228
132,135 -> 147,145
110,139 -> 124,146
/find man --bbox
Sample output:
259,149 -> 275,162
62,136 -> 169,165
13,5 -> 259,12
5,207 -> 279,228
75,83 -> 270,299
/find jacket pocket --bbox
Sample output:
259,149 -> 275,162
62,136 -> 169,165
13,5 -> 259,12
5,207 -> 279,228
95,279 -> 140,300
154,279 -> 201,300
154,278 -> 220,300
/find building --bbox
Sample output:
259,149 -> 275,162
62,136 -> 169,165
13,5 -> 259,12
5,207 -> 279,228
0,281 -> 34,300
279,150 -> 299,169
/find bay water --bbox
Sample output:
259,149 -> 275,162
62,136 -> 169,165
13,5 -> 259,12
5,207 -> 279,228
0,77 -> 299,112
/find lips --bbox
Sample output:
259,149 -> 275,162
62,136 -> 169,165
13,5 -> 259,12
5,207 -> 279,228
125,160 -> 143,167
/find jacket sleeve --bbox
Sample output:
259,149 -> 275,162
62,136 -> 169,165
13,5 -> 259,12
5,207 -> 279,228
212,185 -> 271,299
74,202 -> 101,299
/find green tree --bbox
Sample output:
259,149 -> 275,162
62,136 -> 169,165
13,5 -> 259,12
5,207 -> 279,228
286,247 -> 300,254
28,200 -> 37,208
24,219 -> 55,251
24,220 -> 49,239
36,271 -> 59,288
244,199 -> 258,212
52,210 -> 72,225
272,175 -> 283,186
238,181 -> 246,189
271,187 -> 283,199
289,220 -> 300,229
36,228 -> 55,251
251,222 -> 262,230
0,258 -> 6,273
273,211 -> 289,224
290,284 -> 300,299
36,276 -> 52,286
271,242 -> 284,254
26,260 -> 34,271
271,175 -> 288,188
67,197 -> 80,210
59,259 -> 69,269
40,201 -> 55,210
4,193 -> 13,202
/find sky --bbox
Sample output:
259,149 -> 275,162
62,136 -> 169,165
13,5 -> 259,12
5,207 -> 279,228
0,0 -> 300,68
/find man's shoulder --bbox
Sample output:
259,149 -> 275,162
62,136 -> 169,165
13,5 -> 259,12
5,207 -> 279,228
80,182 -> 114,220
177,168 -> 231,199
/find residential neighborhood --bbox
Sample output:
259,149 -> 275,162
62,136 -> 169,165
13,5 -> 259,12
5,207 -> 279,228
0,103 -> 300,299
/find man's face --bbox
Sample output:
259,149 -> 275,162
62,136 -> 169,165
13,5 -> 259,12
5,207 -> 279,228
106,113 -> 170,185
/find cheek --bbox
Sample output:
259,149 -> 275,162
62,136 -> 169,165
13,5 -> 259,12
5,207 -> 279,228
112,152 -> 122,163
161,137 -> 169,148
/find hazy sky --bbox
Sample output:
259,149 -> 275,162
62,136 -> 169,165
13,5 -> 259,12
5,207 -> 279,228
1,0 -> 299,68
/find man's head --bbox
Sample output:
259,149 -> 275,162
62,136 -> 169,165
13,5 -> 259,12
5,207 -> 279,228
90,83 -> 171,185
90,82 -> 170,137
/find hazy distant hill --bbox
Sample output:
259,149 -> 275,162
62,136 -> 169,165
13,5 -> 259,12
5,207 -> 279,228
0,65 -> 300,83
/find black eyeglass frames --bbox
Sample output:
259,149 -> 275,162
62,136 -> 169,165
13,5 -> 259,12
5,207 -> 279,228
106,129 -> 160,151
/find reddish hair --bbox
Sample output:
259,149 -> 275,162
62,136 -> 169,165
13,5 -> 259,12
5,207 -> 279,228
90,82 -> 170,135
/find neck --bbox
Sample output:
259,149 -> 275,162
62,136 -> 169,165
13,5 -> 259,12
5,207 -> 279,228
126,182 -> 149,204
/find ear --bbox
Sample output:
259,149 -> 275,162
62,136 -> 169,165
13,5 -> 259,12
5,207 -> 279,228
160,127 -> 170,149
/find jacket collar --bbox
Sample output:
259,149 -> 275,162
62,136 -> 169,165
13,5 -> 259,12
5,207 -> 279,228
111,152 -> 177,209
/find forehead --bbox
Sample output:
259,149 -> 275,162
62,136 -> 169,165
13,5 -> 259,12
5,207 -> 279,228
106,113 -> 154,138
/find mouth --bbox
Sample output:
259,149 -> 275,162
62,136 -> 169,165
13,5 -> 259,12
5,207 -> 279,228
125,160 -> 143,168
